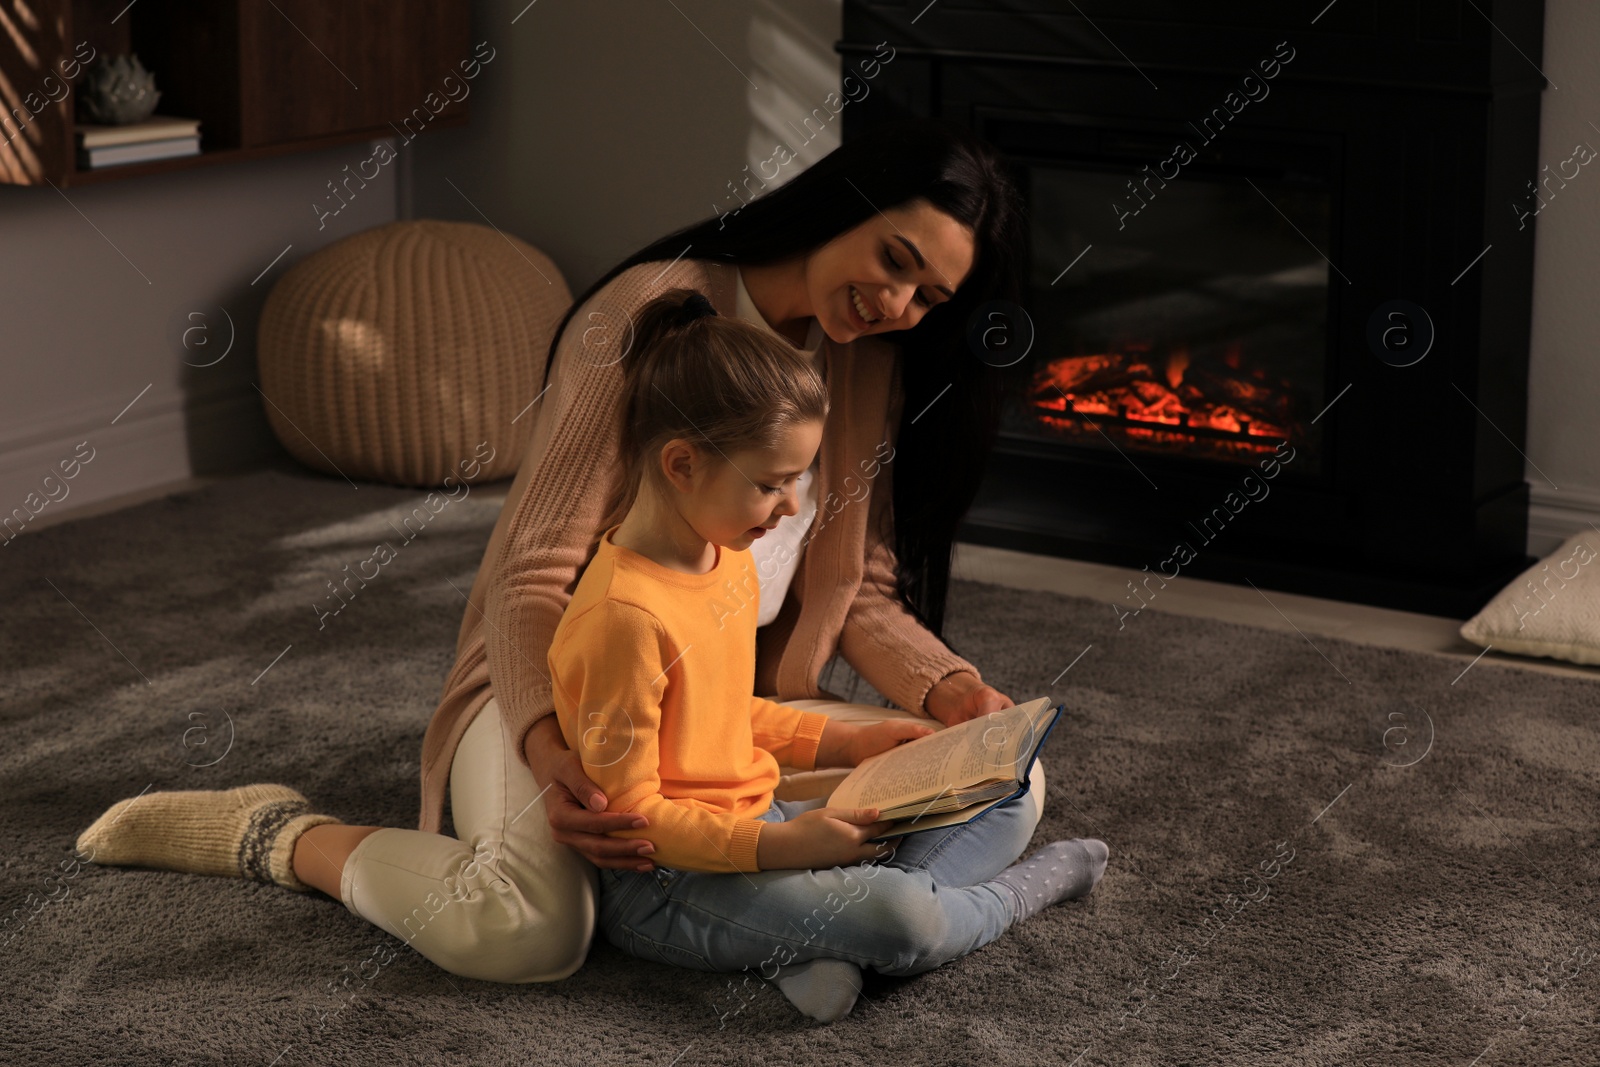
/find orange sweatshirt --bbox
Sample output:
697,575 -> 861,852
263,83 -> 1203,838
548,524 -> 832,873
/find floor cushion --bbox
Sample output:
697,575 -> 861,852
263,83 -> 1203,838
258,219 -> 570,486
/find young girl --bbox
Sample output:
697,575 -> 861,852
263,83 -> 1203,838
552,287 -> 1109,1023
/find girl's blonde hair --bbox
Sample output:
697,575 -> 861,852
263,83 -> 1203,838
602,287 -> 830,525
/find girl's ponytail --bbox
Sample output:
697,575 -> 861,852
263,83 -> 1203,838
620,289 -> 720,391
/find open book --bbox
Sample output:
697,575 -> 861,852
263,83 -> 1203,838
828,697 -> 1062,842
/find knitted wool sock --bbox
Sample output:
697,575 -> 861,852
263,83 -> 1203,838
76,784 -> 341,892
988,838 -> 1110,924
772,957 -> 863,1023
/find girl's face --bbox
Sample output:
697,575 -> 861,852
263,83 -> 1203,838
686,418 -> 825,550
807,197 -> 977,343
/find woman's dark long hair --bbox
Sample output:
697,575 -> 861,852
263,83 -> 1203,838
539,117 -> 1026,648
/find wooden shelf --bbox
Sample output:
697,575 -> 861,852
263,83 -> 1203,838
63,115 -> 469,186
1,0 -> 472,187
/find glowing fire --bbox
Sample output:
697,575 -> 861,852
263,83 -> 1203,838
1028,344 -> 1294,453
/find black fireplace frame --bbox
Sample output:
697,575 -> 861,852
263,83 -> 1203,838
839,1 -> 1545,617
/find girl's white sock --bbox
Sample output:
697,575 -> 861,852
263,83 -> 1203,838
988,837 -> 1110,924
772,957 -> 863,1023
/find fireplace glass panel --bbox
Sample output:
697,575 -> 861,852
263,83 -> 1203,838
1011,165 -> 1331,467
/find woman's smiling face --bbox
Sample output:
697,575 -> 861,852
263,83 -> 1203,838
807,198 -> 977,343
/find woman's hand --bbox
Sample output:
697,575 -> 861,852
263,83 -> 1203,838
816,719 -> 937,769
755,807 -> 901,870
522,715 -> 657,872
924,671 -> 1012,727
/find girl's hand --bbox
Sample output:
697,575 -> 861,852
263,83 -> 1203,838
756,807 -> 901,870
815,718 -> 937,769
523,716 -> 657,872
843,719 -> 937,767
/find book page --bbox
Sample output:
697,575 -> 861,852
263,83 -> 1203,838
829,697 -> 1053,813
866,792 -> 1014,842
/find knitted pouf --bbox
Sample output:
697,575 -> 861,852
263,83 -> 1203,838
257,219 -> 571,487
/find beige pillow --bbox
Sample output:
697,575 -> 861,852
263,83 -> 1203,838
1460,531 -> 1600,665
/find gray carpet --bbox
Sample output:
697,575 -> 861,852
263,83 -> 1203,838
2,467 -> 1596,1066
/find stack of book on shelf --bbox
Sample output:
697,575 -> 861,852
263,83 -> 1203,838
76,116 -> 201,169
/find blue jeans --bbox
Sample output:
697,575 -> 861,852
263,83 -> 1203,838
596,762 -> 1041,979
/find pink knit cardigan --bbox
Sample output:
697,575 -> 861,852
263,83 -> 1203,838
414,257 -> 982,833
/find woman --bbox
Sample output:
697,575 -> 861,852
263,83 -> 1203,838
77,117 -> 1040,990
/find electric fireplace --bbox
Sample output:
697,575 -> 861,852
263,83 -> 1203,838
839,1 -> 1545,616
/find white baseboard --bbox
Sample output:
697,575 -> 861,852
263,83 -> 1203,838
0,384 -> 280,545
1528,483 -> 1600,557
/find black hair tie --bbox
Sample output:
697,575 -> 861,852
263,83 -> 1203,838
680,292 -> 718,322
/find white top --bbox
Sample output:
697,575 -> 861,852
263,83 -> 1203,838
733,266 -> 825,627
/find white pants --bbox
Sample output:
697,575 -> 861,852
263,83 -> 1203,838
340,695 -> 1048,983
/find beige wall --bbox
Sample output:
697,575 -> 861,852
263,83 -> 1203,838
1527,0 -> 1600,553
0,143 -> 398,535
406,0 -> 844,292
